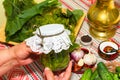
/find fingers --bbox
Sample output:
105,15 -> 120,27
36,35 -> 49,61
59,72 -> 65,76
44,67 -> 55,80
62,60 -> 73,80
17,58 -> 33,65
0,59 -> 18,76
23,41 -> 42,55
66,60 -> 73,72
44,61 -> 73,80
54,75 -> 59,80
59,72 -> 65,78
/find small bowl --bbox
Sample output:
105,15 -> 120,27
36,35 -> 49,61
98,41 -> 119,60
80,35 -> 92,46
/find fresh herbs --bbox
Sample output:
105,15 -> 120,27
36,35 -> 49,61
3,0 -> 83,42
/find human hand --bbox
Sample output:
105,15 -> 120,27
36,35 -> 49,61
44,60 -> 73,80
9,42 -> 42,65
0,42 -> 42,76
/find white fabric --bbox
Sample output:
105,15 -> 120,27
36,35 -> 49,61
25,24 -> 72,54
34,24 -> 64,36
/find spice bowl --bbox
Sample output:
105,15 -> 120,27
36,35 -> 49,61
80,34 -> 93,46
98,41 -> 119,60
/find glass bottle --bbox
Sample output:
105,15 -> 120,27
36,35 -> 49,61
87,0 -> 120,40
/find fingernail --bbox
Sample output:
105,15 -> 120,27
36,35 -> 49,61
45,67 -> 51,70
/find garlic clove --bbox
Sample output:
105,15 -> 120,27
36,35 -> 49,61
78,58 -> 84,66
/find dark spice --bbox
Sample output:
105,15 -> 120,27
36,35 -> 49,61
81,35 -> 92,42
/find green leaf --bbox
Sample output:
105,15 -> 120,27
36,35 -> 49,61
4,0 -> 83,43
4,0 -> 59,42
72,9 -> 84,21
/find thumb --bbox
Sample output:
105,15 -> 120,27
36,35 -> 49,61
44,67 -> 55,80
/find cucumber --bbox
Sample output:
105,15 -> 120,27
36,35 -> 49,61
116,66 -> 120,72
97,62 -> 113,80
91,69 -> 102,80
109,72 -> 114,77
115,66 -> 120,79
113,73 -> 119,80
81,68 -> 92,80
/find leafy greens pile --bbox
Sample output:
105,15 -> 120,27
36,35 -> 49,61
3,0 -> 83,43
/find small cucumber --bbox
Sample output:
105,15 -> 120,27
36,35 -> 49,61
81,68 -> 92,80
109,72 -> 114,77
113,73 -> 119,80
116,66 -> 120,72
97,62 -> 113,80
115,66 -> 120,79
91,69 -> 102,80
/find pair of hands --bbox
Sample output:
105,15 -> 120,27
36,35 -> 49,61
16,42 -> 72,80
0,42 -> 72,79
12,42 -> 73,80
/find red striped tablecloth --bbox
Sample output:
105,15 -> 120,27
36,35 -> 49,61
61,0 -> 120,80
0,0 -> 120,80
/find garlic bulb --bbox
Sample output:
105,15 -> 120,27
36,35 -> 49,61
83,53 -> 97,65
71,50 -> 84,62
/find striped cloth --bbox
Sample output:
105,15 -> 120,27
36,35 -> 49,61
0,43 -> 44,80
1,0 -> 120,80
